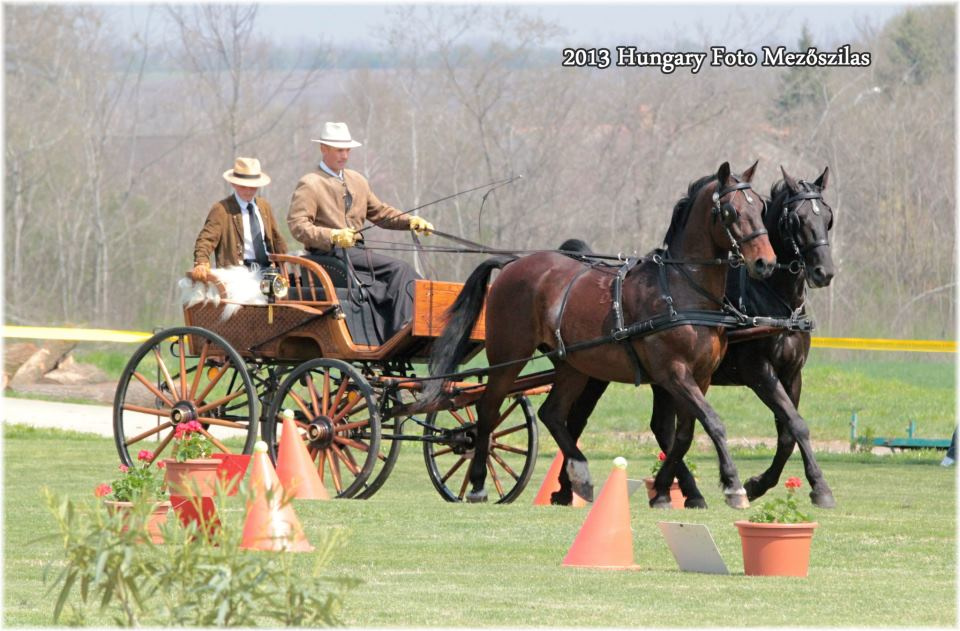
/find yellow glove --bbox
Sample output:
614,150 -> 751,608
330,228 -> 358,248
409,216 -> 434,235
191,262 -> 210,282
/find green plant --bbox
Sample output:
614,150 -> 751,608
650,451 -> 698,477
748,476 -> 812,524
97,450 -> 167,502
172,420 -> 213,462
41,485 -> 358,626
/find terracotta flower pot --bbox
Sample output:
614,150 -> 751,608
734,520 -> 819,577
163,458 -> 222,497
104,499 -> 171,544
644,477 -> 685,509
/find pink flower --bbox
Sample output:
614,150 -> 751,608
657,451 -> 667,462
118,464 -> 129,473
785,476 -> 802,490
187,420 -> 202,432
138,449 -> 154,462
156,460 -> 166,469
95,483 -> 112,498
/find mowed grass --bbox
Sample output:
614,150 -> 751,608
4,421 -> 956,627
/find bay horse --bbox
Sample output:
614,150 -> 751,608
648,166 -> 837,507
421,161 -> 776,507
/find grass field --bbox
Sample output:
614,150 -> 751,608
4,420 -> 956,627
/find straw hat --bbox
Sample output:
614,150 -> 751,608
310,122 -> 362,148
223,157 -> 271,187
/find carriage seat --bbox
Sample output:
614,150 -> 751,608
284,253 -> 351,301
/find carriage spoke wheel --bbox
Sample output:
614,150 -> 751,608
113,326 -> 258,467
422,395 -> 538,504
352,392 -> 402,499
264,359 -> 380,499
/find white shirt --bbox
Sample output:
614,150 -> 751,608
319,161 -> 343,181
235,194 -> 267,261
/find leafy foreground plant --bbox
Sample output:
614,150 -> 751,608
42,486 -> 359,626
748,476 -> 812,524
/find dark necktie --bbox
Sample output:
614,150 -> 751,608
247,202 -> 269,265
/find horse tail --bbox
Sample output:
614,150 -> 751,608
418,255 -> 516,407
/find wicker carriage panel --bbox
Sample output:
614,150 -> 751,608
184,303 -> 333,360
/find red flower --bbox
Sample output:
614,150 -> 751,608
658,451 -> 667,462
94,483 -> 112,498
156,460 -> 166,469
137,449 -> 154,462
118,464 -> 129,473
785,476 -> 802,490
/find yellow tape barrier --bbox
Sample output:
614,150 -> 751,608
2,325 -> 956,352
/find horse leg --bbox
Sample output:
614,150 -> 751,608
656,376 -> 748,509
550,378 -> 608,505
467,363 -> 527,503
537,366 -> 595,502
650,384 -> 706,508
745,370 -> 836,508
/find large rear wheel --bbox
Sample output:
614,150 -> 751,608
113,326 -> 258,467
422,395 -> 538,504
263,358 -> 381,498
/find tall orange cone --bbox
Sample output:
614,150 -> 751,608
562,457 -> 638,569
276,409 -> 330,500
241,441 -> 314,552
533,450 -> 588,507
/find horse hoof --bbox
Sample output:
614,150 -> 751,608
566,460 -> 593,501
466,489 -> 488,503
724,487 -> 750,509
810,489 -> 836,509
744,477 -> 766,501
650,495 -> 673,509
572,481 -> 594,503
550,491 -> 572,506
684,497 -> 708,509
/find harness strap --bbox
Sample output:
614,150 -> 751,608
610,257 -> 647,386
554,262 -> 598,359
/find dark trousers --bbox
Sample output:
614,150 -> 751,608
341,245 -> 421,338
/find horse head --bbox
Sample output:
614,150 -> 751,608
707,161 -> 776,279
773,166 -> 835,288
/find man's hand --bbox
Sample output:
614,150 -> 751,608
191,262 -> 210,282
409,216 -> 434,235
331,228 -> 359,248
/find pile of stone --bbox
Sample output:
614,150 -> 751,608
4,341 -> 108,390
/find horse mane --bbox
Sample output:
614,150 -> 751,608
663,174 -> 716,249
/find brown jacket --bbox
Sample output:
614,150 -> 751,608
193,195 -> 288,267
287,168 -> 410,252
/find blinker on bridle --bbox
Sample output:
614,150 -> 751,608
781,183 -> 831,259
711,180 -> 768,255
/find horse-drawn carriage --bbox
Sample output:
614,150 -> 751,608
113,253 -> 551,503
114,160 -> 837,509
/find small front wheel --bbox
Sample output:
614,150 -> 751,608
263,358 -> 381,498
422,395 -> 538,504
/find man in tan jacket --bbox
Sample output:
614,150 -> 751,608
288,122 -> 434,338
192,157 -> 287,281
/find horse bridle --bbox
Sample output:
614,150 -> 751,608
711,179 -> 768,262
779,183 -> 832,271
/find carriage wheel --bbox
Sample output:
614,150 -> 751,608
263,358 -> 381,499
422,395 -> 538,504
113,327 -> 258,467
352,401 -> 402,499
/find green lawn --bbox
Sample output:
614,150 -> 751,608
4,423 -> 956,627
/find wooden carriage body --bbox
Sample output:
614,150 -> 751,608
183,254 -> 485,364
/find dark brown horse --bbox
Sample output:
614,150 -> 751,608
421,162 -> 775,508
650,166 -> 837,507
547,166 -> 837,509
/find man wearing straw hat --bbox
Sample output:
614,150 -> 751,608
192,157 -> 287,282
287,122 -> 434,338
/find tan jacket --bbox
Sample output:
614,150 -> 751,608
287,168 -> 410,252
193,195 -> 288,267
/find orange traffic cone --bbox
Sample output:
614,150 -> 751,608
276,410 -> 329,500
533,450 -> 588,507
562,457 -> 638,569
241,441 -> 314,552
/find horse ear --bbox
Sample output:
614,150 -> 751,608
717,162 -> 731,184
815,166 -> 830,190
780,165 -> 800,192
742,160 -> 759,182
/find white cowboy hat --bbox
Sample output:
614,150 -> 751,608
311,122 -> 362,148
223,157 -> 271,187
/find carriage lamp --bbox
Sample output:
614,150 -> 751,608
259,266 -> 289,302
